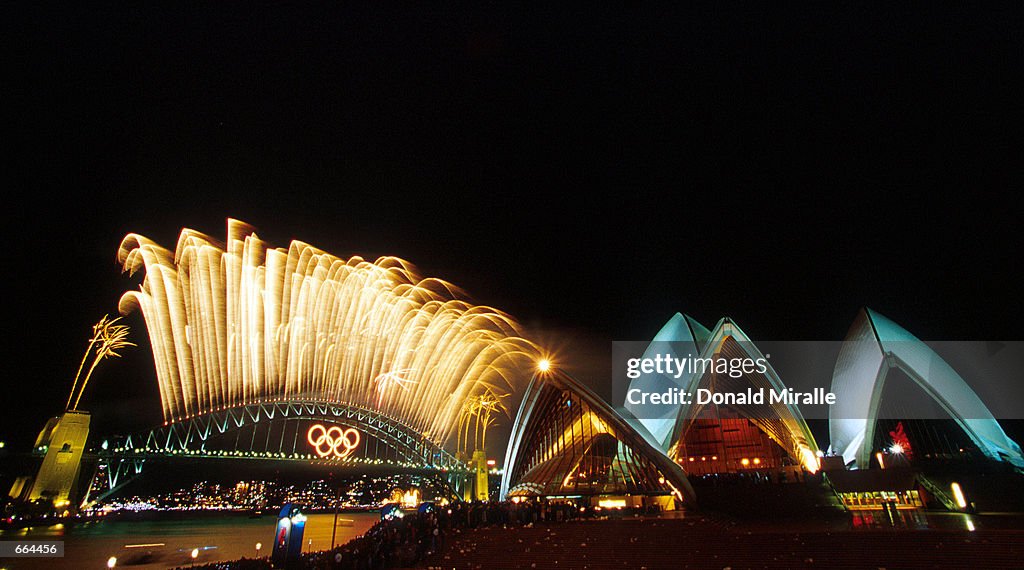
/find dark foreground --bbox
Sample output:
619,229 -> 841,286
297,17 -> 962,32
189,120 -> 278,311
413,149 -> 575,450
429,517 -> 1024,569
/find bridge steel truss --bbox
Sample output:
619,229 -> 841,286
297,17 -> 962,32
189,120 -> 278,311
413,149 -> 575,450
95,400 -> 468,494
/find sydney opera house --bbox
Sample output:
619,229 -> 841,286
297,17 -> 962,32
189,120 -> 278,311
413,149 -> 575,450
499,308 -> 1023,514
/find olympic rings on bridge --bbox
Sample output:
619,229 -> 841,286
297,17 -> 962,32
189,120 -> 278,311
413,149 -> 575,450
307,424 -> 361,459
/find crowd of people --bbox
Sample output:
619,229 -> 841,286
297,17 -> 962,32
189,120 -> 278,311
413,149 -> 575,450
311,500 -> 559,569
183,498 -> 649,570
314,499 -> 672,569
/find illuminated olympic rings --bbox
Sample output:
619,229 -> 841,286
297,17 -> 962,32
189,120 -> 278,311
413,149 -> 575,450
307,424 -> 361,459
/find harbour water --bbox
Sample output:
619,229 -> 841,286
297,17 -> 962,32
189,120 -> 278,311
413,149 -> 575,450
0,512 -> 379,569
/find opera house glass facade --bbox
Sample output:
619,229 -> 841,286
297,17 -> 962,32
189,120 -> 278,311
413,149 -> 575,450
499,368 -> 694,507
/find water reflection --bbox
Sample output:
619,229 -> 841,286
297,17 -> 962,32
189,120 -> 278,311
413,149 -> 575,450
849,509 -> 991,531
0,512 -> 378,569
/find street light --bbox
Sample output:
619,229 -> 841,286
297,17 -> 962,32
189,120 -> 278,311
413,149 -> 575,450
255,542 -> 262,558
190,548 -> 199,566
107,556 -> 117,569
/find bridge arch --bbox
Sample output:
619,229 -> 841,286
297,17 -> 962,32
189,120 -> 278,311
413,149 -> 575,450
118,400 -> 462,468
97,400 -> 467,496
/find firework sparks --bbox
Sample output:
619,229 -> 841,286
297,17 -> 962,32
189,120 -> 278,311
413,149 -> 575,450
66,315 -> 135,411
374,369 -> 417,407
117,219 -> 539,446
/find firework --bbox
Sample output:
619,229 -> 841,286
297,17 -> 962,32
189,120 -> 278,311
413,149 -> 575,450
118,219 -> 538,447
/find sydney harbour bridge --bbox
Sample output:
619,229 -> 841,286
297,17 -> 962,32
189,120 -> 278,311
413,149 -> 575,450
80,219 -> 542,500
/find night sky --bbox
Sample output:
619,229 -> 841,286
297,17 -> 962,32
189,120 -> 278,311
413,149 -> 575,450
4,6 -> 1023,449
